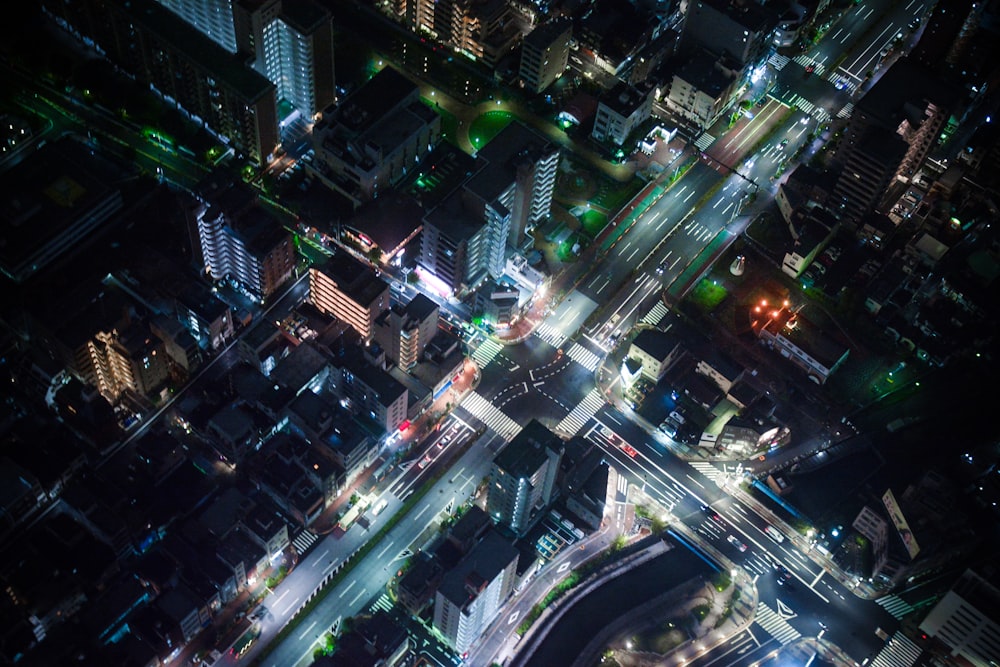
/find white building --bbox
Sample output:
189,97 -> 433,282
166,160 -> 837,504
433,530 -> 519,653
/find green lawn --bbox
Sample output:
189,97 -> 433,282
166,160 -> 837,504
688,278 -> 728,313
592,176 -> 644,213
579,209 -> 608,237
469,110 -> 513,150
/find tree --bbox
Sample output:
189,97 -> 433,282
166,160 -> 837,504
368,247 -> 383,265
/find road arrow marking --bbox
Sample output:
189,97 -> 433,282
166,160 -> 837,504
776,598 -> 796,619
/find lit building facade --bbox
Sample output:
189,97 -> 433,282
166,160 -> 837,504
519,19 -> 571,93
374,294 -> 440,369
592,82 -> 654,146
486,420 -> 563,535
308,254 -> 390,341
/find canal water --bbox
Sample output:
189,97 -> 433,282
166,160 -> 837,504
523,537 -> 716,667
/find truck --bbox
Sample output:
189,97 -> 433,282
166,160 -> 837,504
372,498 -> 388,516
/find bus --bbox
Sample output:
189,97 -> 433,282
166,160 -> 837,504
372,499 -> 388,516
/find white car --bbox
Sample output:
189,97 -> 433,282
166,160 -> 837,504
727,535 -> 748,552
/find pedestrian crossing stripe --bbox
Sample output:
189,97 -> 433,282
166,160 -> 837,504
641,302 -> 669,327
876,595 -> 914,619
556,388 -> 605,437
793,54 -> 826,76
754,602 -> 802,645
768,53 -> 790,70
694,133 -> 716,151
292,529 -> 319,554
534,322 -> 567,348
370,594 -> 394,613
690,461 -> 725,483
837,102 -> 854,119
459,391 -> 522,441
566,343 -> 602,372
472,339 -> 503,368
869,631 -> 922,667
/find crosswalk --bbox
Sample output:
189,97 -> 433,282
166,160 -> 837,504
471,339 -> 503,368
786,93 -> 831,123
830,70 -> 859,94
754,602 -> 801,645
534,322 -> 567,348
640,301 -> 669,327
837,102 -> 855,119
370,593 -> 394,614
566,343 -> 602,372
459,391 -> 522,441
793,54 -> 826,76
768,53 -> 790,70
869,631 -> 922,667
876,595 -> 914,620
694,132 -> 716,151
690,461 -> 725,484
556,388 -> 605,437
291,529 -> 320,555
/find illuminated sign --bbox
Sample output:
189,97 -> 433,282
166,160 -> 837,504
882,489 -> 920,560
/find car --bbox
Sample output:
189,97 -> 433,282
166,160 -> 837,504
656,261 -> 667,275
622,444 -> 638,458
805,64 -> 815,75
669,410 -> 686,425
780,138 -> 789,148
609,332 -> 621,344
701,504 -> 723,522
659,422 -> 677,438
727,535 -> 748,552
418,456 -> 431,470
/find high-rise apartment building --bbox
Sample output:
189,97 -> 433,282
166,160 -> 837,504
682,0 -> 778,75
308,254 -> 390,341
833,127 -> 908,226
155,0 -> 239,52
433,530 -> 518,653
403,0 -> 519,67
487,420 -> 564,536
418,122 -> 559,294
520,20 -> 572,93
190,179 -> 296,300
374,294 -> 440,369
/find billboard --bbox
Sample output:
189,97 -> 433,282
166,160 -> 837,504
882,489 -> 920,560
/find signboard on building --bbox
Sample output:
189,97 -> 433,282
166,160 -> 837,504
882,489 -> 920,560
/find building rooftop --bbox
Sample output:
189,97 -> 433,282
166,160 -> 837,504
598,80 -> 650,117
523,18 -> 572,50
631,328 -> 677,360
319,66 -> 416,135
855,58 -> 963,125
314,253 -> 389,308
278,0 -> 330,34
674,51 -> 734,97
423,191 -> 487,243
124,0 -> 274,100
494,419 -> 562,478
438,529 -> 518,608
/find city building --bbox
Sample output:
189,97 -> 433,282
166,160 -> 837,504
475,282 -> 521,329
577,0 -> 668,79
682,0 -> 778,75
919,569 -> 1000,664
626,329 -> 682,381
190,180 -> 296,300
404,0 -> 520,67
174,284 -> 236,351
832,126 -> 909,227
156,0 -> 335,120
373,293 -> 439,369
780,208 -> 838,279
835,58 -> 962,223
486,420 -> 564,536
665,51 -> 742,131
592,81 -> 655,147
519,19 -> 571,94
418,122 -> 558,295
0,137 -> 125,284
328,347 -> 409,434
750,301 -> 849,384
775,164 -> 832,223
45,0 -> 280,164
432,529 -> 519,653
311,66 -> 441,204
308,254 -> 390,341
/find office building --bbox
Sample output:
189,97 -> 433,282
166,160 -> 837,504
487,420 -> 564,536
328,348 -> 409,433
592,82 -> 654,146
433,530 -> 519,653
919,569 -> 1000,665
46,0 -> 280,164
666,51 -> 742,131
683,0 -> 778,75
374,294 -> 440,369
835,58 -> 962,223
520,20 -> 571,94
832,127 -> 908,226
312,66 -> 441,204
190,180 -> 296,300
308,254 -> 390,341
